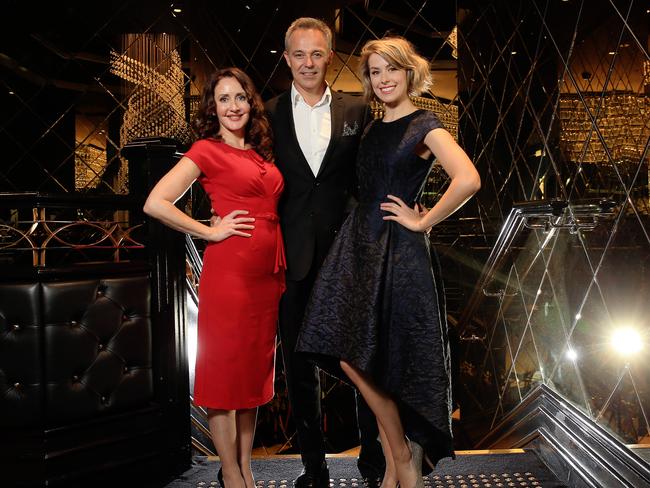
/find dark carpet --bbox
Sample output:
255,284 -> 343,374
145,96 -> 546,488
165,452 -> 566,488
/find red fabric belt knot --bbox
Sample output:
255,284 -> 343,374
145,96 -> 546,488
254,212 -> 279,222
252,212 -> 285,273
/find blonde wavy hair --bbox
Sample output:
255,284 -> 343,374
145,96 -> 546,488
359,36 -> 432,103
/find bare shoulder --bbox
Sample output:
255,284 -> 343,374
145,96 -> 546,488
424,126 -> 454,146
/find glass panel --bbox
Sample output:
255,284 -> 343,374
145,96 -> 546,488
457,0 -> 649,457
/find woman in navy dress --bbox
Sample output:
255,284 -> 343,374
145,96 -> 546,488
297,37 -> 481,488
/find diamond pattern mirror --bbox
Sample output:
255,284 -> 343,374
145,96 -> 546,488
455,0 -> 649,455
2,0 -> 648,463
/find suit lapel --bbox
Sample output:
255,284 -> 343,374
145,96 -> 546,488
278,91 -> 315,179
317,93 -> 343,178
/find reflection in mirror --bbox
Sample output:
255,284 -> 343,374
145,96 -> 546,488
456,0 -> 649,460
3,0 -> 648,465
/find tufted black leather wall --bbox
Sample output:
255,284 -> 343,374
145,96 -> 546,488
0,140 -> 190,486
0,275 -> 153,427
0,283 -> 43,427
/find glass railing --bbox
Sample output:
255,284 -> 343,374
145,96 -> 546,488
456,199 -> 650,450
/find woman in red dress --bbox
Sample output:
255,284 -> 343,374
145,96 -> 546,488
144,67 -> 285,488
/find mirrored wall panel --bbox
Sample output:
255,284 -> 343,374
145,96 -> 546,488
456,0 -> 649,451
1,0 -> 460,455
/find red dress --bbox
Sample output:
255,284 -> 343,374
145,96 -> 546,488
185,139 -> 285,409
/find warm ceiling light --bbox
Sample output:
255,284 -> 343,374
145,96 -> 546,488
270,50 -> 277,54
173,8 -> 182,13
611,327 -> 643,356
566,348 -> 578,361
608,51 -> 616,55
511,51 -> 517,55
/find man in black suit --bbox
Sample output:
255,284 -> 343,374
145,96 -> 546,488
265,17 -> 383,488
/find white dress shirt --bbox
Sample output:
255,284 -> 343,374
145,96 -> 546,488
291,83 -> 332,176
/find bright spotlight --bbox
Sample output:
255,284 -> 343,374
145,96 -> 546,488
566,348 -> 578,361
611,328 -> 643,356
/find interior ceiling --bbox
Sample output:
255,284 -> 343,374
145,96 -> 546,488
0,0 -> 459,195
1,0 -> 458,98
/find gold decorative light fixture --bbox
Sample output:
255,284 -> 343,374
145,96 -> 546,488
447,26 -> 458,60
559,93 -> 649,164
108,33 -> 193,194
74,143 -> 107,190
110,47 -> 192,145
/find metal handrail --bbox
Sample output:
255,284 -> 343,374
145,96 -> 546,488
457,199 -> 616,340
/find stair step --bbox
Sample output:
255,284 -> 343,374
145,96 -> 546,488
166,452 -> 567,488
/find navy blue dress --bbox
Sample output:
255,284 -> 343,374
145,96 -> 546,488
296,109 -> 454,469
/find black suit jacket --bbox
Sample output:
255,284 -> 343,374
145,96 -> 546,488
266,90 -> 368,282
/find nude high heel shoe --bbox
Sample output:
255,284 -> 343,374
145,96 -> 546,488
407,440 -> 424,488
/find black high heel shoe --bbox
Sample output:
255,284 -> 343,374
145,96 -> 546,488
218,467 -> 225,488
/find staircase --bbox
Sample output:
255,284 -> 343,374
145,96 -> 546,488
163,451 -> 567,487
181,208 -> 650,488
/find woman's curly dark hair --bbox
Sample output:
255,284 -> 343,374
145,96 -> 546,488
193,67 -> 274,161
